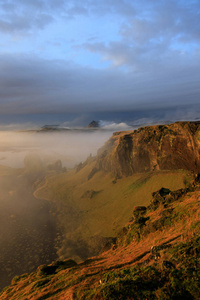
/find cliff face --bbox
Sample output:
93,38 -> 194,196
1,121 -> 200,299
95,122 -> 200,178
1,172 -> 200,300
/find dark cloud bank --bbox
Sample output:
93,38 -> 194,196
0,0 -> 199,127
0,53 -> 199,128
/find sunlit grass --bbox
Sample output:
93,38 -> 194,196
33,166 -> 193,261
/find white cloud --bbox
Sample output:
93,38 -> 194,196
80,0 -> 200,71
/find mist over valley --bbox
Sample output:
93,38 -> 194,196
0,0 -> 200,297
0,121 -> 138,289
0,120 -> 199,293
1,120 -> 200,299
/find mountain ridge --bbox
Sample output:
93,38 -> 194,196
31,121 -> 199,263
90,121 -> 200,178
1,121 -> 200,299
1,169 -> 200,299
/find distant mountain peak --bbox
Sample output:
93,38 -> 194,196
87,120 -> 99,128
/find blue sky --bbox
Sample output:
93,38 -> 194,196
0,0 -> 199,126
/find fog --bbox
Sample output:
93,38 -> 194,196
0,128 -> 119,290
1,119 -> 199,290
0,129 -> 115,169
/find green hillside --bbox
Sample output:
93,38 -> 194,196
34,164 -> 192,260
1,172 -> 200,300
1,122 -> 200,298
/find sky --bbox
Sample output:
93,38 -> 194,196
0,0 -> 200,128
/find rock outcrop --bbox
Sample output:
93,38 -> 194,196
2,173 -> 200,300
87,120 -> 99,128
94,122 -> 200,178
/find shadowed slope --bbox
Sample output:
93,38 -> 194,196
1,121 -> 200,298
34,167 -> 189,261
1,175 -> 200,299
32,122 -> 200,262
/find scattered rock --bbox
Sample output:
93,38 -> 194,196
151,245 -> 160,254
133,206 -> 147,218
81,190 -> 102,199
112,244 -> 117,250
37,265 -> 58,276
88,167 -> 99,180
52,259 -> 77,269
162,260 -> 175,269
76,162 -> 84,173
47,160 -> 62,171
37,259 -> 77,276
150,188 -> 172,210
161,208 -> 174,217
152,187 -> 171,198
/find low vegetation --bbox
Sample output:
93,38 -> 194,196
1,122 -> 200,298
1,172 -> 200,299
34,166 -> 191,261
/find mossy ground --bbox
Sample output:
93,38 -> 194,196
34,165 -> 192,260
1,172 -> 199,299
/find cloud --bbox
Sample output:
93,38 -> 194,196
81,0 -> 200,71
0,1 -> 117,28
0,0 -> 199,65
99,120 -> 132,130
0,0 -> 199,122
120,1 -> 200,44
0,13 -> 53,34
0,1 -> 54,35
0,0 -> 136,36
0,53 -> 199,117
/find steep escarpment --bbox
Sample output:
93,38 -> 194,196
94,122 -> 200,178
1,173 -> 200,299
1,121 -> 200,299
31,122 -> 199,265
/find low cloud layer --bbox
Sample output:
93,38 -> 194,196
0,53 -> 199,116
0,130 -> 113,168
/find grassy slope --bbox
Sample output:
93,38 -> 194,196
33,163 -> 192,261
1,178 -> 200,299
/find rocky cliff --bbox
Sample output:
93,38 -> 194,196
1,121 -> 200,299
1,171 -> 200,299
94,122 -> 200,178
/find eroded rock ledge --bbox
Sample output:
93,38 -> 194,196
91,121 -> 200,178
